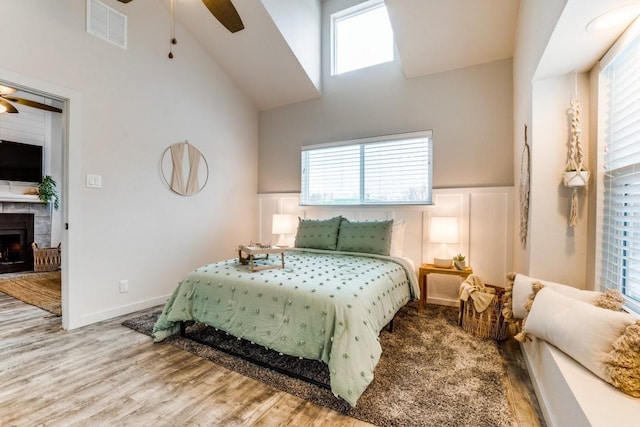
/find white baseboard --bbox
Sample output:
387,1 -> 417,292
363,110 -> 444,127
426,297 -> 459,307
68,294 -> 170,330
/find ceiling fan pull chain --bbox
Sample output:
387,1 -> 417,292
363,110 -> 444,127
168,0 -> 177,59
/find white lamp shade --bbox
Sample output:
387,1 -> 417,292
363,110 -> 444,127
272,214 -> 294,235
272,214 -> 294,247
429,217 -> 459,244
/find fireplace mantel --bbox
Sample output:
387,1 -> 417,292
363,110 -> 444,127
0,184 -> 42,203
0,194 -> 41,203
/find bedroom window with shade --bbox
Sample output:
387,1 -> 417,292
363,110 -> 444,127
598,20 -> 640,315
331,0 -> 394,75
300,131 -> 433,206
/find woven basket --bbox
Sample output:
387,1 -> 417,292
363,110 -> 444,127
32,242 -> 61,272
459,283 -> 508,340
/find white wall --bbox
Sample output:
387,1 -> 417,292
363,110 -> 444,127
512,0 -> 568,276
513,0 -> 597,289
0,0 -> 259,328
258,187 -> 514,305
261,0 -> 321,90
258,0 -> 514,193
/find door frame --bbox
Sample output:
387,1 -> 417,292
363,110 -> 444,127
0,67 -> 82,329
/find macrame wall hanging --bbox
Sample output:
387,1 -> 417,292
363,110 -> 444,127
562,72 -> 590,227
161,140 -> 209,196
519,125 -> 530,249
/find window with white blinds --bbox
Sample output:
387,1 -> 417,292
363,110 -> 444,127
599,21 -> 640,315
300,131 -> 432,205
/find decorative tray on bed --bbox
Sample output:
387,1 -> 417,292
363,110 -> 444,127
237,244 -> 285,272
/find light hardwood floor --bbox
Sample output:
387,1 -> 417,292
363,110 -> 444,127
0,293 -> 543,426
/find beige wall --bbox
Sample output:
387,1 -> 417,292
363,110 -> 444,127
259,59 -> 514,193
0,0 -> 259,328
529,74 -> 590,285
258,0 -> 514,193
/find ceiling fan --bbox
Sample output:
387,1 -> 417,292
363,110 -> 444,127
117,0 -> 245,33
0,85 -> 62,114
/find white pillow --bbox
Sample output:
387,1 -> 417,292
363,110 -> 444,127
511,273 -> 601,320
389,219 -> 406,257
524,287 -> 638,387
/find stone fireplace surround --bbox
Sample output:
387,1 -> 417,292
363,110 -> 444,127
0,213 -> 34,273
0,201 -> 51,274
0,202 -> 51,247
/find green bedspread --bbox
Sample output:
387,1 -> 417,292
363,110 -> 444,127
152,248 -> 419,406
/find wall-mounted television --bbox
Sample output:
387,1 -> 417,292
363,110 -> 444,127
0,140 -> 43,183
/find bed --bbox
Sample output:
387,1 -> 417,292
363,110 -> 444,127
152,217 -> 419,406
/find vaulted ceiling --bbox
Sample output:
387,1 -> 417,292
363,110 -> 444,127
153,0 -> 519,111
148,0 -> 638,112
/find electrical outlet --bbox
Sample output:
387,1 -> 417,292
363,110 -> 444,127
118,279 -> 129,293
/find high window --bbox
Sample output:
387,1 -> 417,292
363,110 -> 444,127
300,131 -> 433,206
331,0 -> 394,75
598,20 -> 640,315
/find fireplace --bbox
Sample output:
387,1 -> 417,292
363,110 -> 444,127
0,213 -> 34,273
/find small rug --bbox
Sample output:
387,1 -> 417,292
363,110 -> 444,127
124,303 -> 516,426
0,271 -> 61,316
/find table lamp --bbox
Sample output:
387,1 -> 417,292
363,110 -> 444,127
430,216 -> 458,268
272,214 -> 293,247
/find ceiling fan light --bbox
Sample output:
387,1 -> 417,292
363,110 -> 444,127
0,85 -> 17,96
0,104 -> 7,114
587,5 -> 640,32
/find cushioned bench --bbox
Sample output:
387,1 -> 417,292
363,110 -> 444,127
504,273 -> 640,427
521,337 -> 639,426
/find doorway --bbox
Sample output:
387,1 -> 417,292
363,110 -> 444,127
0,69 -> 78,329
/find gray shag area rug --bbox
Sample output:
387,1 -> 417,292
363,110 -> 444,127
123,302 -> 514,426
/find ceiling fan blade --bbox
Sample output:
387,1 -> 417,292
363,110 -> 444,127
4,97 -> 62,113
201,0 -> 245,33
0,98 -> 19,113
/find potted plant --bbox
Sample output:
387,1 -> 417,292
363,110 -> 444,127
37,175 -> 60,210
563,169 -> 590,187
453,254 -> 466,270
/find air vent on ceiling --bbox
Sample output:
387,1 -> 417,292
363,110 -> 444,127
86,0 -> 127,49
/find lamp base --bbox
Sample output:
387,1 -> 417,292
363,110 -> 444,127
433,258 -> 453,268
275,234 -> 288,248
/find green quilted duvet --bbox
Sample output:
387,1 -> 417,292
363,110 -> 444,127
152,248 -> 419,406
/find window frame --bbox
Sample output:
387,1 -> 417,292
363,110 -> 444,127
330,0 -> 394,76
596,18 -> 640,316
300,130 -> 433,207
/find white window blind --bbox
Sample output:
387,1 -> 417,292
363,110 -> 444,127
599,21 -> 640,315
301,131 -> 432,206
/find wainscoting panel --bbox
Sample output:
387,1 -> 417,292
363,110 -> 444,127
469,191 -> 513,288
258,187 -> 513,305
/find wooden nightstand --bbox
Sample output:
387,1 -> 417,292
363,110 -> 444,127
418,263 -> 473,313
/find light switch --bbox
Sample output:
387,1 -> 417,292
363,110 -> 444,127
86,174 -> 102,188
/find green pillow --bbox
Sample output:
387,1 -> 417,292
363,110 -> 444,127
336,219 -> 393,256
294,216 -> 342,250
